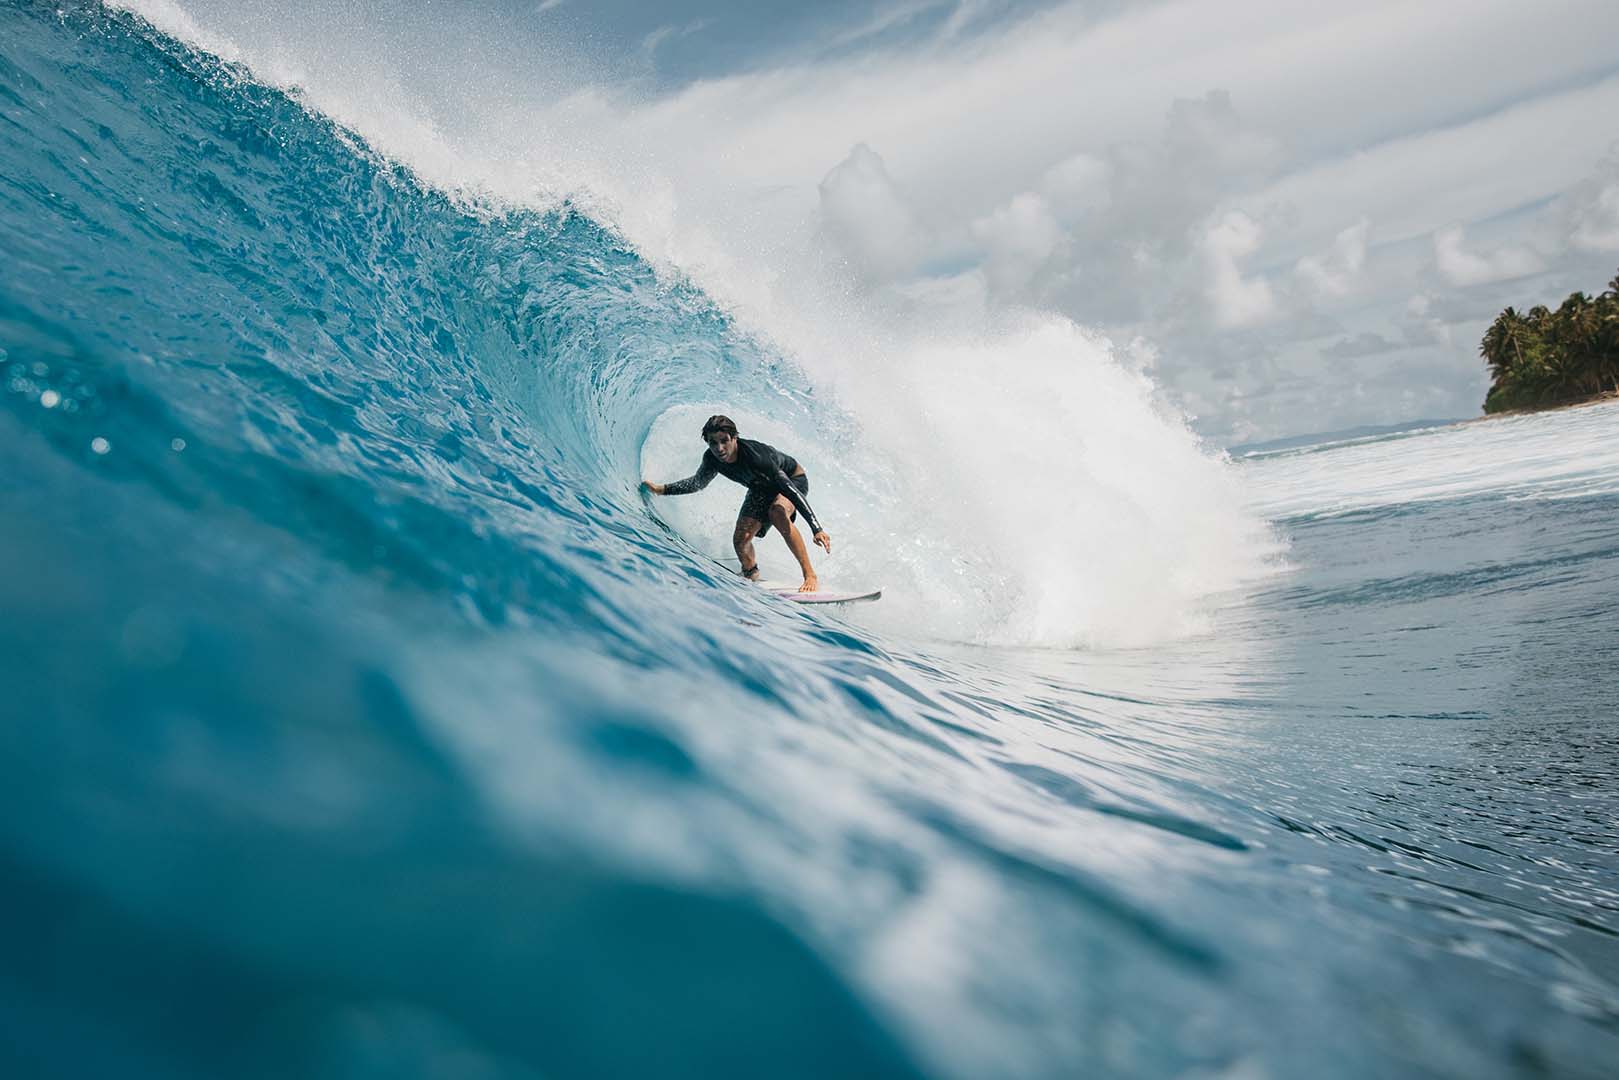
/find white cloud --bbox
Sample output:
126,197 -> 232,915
578,0 -> 1617,437
1564,155 -> 1619,253
1571,184 -> 1619,252
1433,224 -> 1545,287
640,19 -> 709,62
1201,210 -> 1277,328
607,0 -> 1619,229
1038,152 -> 1111,220
817,143 -> 929,281
1162,89 -> 1283,181
1097,91 -> 1283,245
1322,331 -> 1399,360
1401,293 -> 1452,348
900,89 -> 1287,328
1295,218 -> 1369,298
825,0 -> 945,50
1228,77 -> 1619,263
970,192 -> 1062,295
941,0 -> 1005,39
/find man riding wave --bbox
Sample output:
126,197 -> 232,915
643,415 -> 832,593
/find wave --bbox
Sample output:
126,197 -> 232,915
94,0 -> 1280,649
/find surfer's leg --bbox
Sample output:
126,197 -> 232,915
769,496 -> 818,593
734,487 -> 778,579
733,517 -> 764,578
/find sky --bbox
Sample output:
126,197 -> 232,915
140,0 -> 1619,445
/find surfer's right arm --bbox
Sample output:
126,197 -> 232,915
644,456 -> 717,496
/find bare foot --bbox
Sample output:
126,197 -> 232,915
798,577 -> 819,593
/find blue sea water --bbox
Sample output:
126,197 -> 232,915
3,3 -> 1618,1077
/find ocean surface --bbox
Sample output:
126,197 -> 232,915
4,4 -> 1618,1077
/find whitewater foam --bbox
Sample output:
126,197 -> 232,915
1242,400 -> 1619,520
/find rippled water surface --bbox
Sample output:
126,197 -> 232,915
3,4 -> 1617,1077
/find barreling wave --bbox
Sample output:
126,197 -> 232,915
79,0 -> 1281,652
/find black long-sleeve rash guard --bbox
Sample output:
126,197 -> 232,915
662,437 -> 826,535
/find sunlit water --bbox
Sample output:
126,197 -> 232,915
2,4 -> 1616,1078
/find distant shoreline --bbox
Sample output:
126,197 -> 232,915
1458,389 -> 1619,425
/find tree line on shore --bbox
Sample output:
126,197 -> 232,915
1480,269 -> 1619,413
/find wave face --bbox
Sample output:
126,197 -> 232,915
3,4 -> 1618,1078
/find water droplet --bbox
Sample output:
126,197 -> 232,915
90,437 -> 110,455
39,389 -> 60,408
171,437 -> 187,452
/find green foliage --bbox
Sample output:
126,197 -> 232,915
1479,269 -> 1619,413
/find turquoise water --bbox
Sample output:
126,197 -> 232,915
3,3 -> 1617,1077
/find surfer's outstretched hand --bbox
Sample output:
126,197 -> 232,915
814,530 -> 832,553
641,480 -> 664,495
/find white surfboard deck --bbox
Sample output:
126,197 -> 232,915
640,495 -> 879,603
760,581 -> 883,605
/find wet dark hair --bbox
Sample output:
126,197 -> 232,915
701,414 -> 738,440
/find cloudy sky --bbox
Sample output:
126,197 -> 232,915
155,0 -> 1619,445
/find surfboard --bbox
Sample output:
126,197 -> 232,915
765,585 -> 883,605
637,493 -> 880,604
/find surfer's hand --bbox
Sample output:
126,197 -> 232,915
641,480 -> 664,495
814,530 -> 832,553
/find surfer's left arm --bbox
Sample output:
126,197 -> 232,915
771,467 -> 831,552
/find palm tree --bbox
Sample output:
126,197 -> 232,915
1598,270 -> 1619,392
1550,294 -> 1595,398
1480,270 -> 1619,410
1480,311 -> 1514,380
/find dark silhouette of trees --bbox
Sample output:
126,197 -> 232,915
1481,269 -> 1619,413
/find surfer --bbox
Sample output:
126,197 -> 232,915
643,415 -> 832,593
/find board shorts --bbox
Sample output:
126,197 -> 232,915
740,473 -> 808,536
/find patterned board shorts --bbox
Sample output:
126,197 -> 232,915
739,473 -> 809,536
